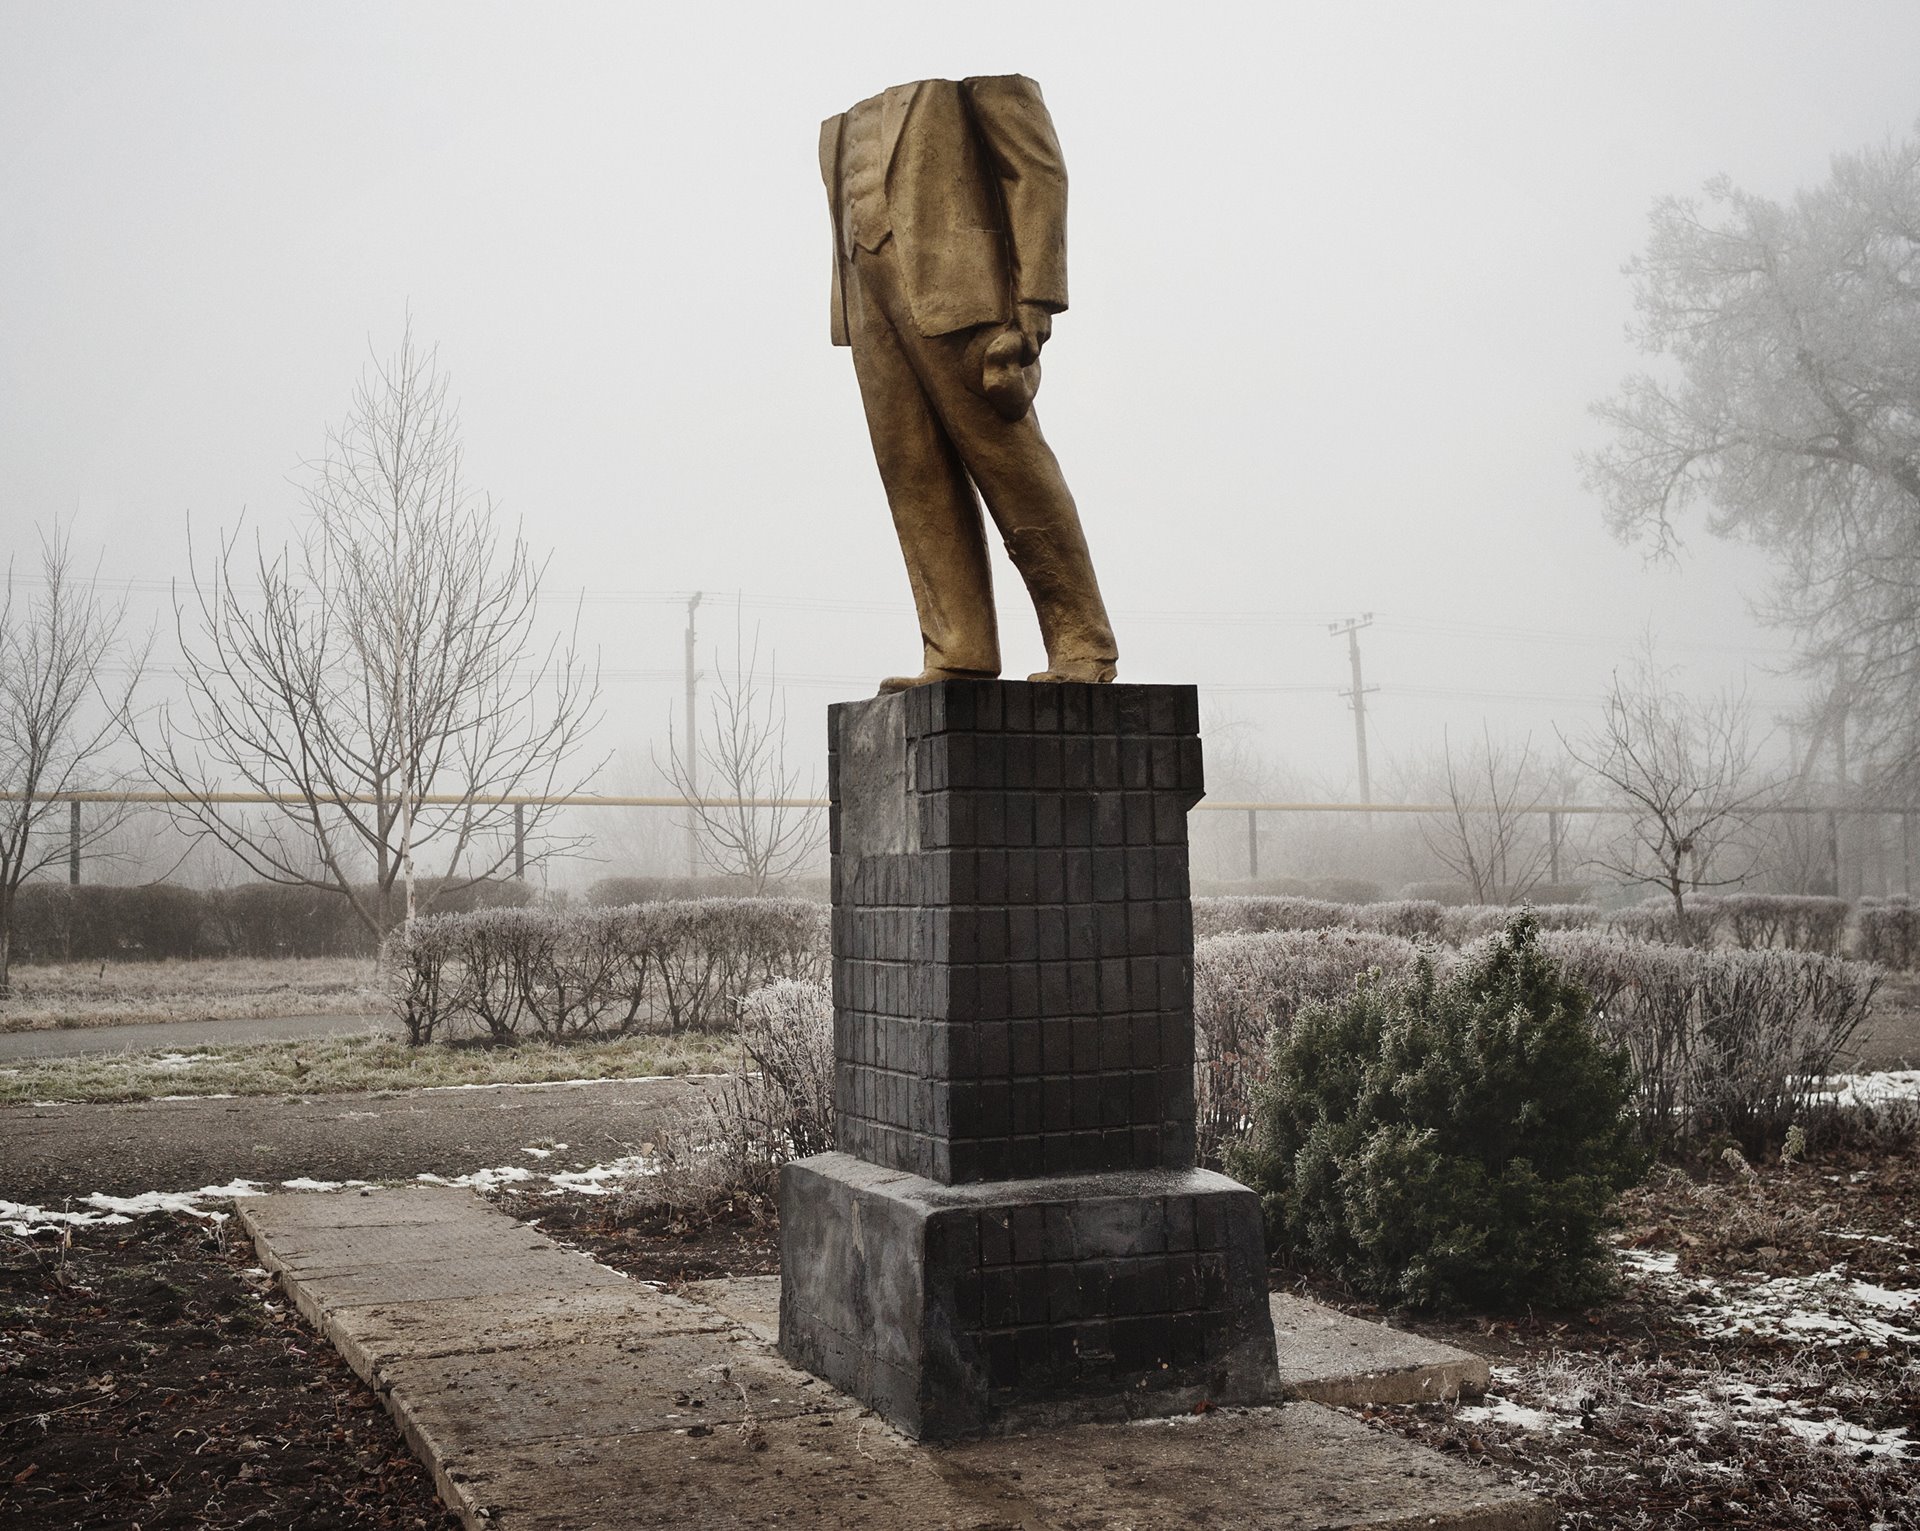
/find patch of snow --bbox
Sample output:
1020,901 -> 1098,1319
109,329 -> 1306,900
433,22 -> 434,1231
1622,1249 -> 1920,1346
86,1180 -> 265,1220
1454,1396 -> 1570,1433
1618,1248 -> 1680,1278
1807,1069 -> 1920,1109
149,1052 -> 220,1071
416,1165 -> 535,1191
0,1199 -> 131,1236
415,1073 -> 721,1094
1681,1381 -> 1910,1460
278,1177 -> 375,1192
152,1093 -> 237,1102
544,1155 -> 659,1195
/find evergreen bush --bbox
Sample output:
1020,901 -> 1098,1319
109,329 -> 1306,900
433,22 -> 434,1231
1228,913 -> 1644,1311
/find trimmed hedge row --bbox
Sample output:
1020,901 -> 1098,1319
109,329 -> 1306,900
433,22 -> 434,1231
1192,928 -> 1423,1164
1192,923 -> 1877,1155
1538,931 -> 1877,1146
9,879 -> 532,962
384,898 -> 829,1043
1857,899 -> 1920,971
11,882 -> 1906,967
1193,891 -> 1880,958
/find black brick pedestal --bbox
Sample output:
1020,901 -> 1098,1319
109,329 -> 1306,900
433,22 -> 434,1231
778,681 -> 1280,1438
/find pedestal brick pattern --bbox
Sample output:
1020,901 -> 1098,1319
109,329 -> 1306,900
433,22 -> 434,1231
962,1179 -> 1261,1400
782,680 -> 1281,1438
781,1157 -> 1280,1439
827,680 -> 1203,1184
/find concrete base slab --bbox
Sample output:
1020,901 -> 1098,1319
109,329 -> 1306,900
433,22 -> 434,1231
1271,1291 -> 1489,1406
240,1187 -> 1548,1531
687,1275 -> 1490,1409
683,1274 -> 780,1342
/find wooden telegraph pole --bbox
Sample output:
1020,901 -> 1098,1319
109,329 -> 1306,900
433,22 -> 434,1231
1329,615 -> 1377,820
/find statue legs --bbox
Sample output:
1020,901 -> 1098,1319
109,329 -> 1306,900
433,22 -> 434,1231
846,242 -> 1117,686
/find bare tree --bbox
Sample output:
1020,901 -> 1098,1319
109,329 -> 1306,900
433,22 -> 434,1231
1420,726 -> 1554,904
1562,650 -> 1776,943
663,616 -> 824,894
1584,127 -> 1920,801
145,325 -> 601,941
0,528 -> 145,995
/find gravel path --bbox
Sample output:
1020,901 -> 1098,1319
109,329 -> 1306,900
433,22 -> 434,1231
0,1011 -> 400,1061
0,1075 -> 705,1205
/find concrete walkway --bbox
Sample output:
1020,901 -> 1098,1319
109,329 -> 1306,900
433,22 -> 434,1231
0,1010 -> 399,1062
240,1186 -> 1547,1531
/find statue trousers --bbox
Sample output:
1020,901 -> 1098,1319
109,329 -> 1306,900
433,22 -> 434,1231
846,239 -> 1117,678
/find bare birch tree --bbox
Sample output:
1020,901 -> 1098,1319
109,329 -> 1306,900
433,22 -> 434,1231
1562,651 -> 1775,944
663,617 -> 824,894
0,528 -> 145,995
145,325 -> 601,941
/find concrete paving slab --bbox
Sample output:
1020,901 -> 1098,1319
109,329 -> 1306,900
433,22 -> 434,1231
262,1244 -> 631,1310
253,1218 -> 560,1272
1271,1291 -> 1490,1406
683,1275 -> 1492,1407
682,1273 -> 779,1342
242,1186 -> 1548,1531
382,1326 -> 828,1455
935,1404 -> 1549,1531
245,1184 -> 499,1232
325,1285 -> 727,1371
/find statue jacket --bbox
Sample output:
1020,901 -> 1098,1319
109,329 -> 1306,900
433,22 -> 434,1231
819,74 -> 1069,346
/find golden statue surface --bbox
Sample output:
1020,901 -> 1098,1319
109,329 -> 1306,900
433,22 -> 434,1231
820,75 -> 1118,691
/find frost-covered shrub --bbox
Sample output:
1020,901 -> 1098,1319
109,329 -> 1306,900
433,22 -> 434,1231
382,914 -> 470,1045
447,908 -> 552,1042
1858,899 -> 1920,970
1606,900 -> 1689,946
1716,894 -> 1851,954
1540,931 -> 1879,1149
380,897 -> 830,1043
521,906 -> 651,1040
1436,903 -> 1602,945
648,979 -> 834,1210
1605,893 -> 1852,954
1192,929 -> 1422,1165
1193,896 -> 1442,941
649,898 -> 829,1033
1228,914 -> 1644,1311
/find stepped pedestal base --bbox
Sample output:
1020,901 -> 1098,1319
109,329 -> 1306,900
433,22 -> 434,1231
778,1152 -> 1280,1439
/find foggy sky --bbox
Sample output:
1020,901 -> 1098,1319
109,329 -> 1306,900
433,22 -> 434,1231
6,0 -> 1918,796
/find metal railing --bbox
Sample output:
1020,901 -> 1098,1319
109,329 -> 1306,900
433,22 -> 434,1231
10,789 -> 1911,892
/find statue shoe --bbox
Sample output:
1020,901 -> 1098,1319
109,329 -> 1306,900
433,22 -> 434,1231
876,666 -> 999,694
1028,660 -> 1117,684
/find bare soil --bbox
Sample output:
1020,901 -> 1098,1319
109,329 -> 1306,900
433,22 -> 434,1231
1290,1145 -> 1920,1529
0,1213 -> 458,1530
499,1189 -> 780,1285
1850,972 -> 1920,1070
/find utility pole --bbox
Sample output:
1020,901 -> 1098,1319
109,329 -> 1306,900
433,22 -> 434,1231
1834,654 -> 1852,896
684,591 -> 703,880
1329,614 -> 1377,814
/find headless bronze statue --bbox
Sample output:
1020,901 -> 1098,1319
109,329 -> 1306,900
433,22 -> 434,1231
820,75 -> 1118,693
